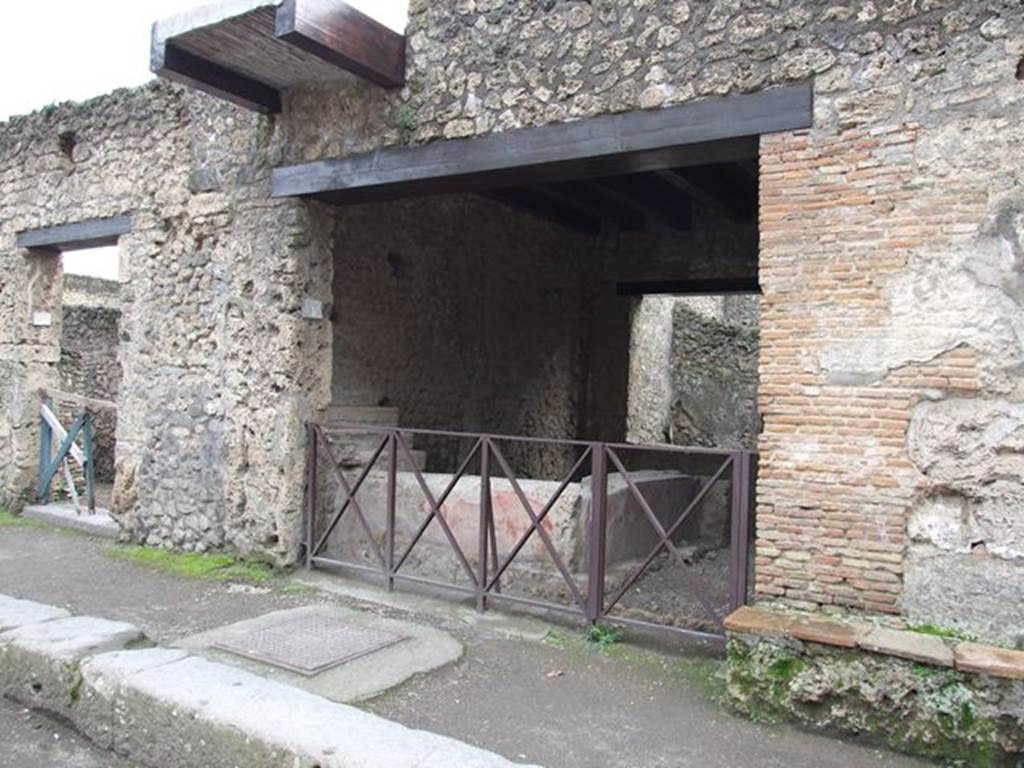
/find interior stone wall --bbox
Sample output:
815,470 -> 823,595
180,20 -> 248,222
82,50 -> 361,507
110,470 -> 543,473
58,300 -> 121,483
628,295 -> 760,451
330,195 -> 596,478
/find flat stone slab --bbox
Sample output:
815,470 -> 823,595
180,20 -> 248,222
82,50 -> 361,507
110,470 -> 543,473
22,504 -> 119,539
0,594 -> 70,631
724,606 -> 866,648
955,642 -> 1024,680
176,605 -> 462,703
723,606 -> 797,637
0,616 -> 143,661
859,627 -> 954,667
91,653 -> 540,768
790,616 -> 867,649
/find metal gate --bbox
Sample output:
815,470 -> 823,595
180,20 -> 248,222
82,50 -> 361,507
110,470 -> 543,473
305,424 -> 754,642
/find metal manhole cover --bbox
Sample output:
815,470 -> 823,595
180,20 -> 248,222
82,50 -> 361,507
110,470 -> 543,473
213,614 -> 407,676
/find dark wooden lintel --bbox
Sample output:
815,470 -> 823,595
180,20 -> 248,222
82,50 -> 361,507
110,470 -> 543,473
273,84 -> 813,202
275,0 -> 406,89
16,215 -> 132,252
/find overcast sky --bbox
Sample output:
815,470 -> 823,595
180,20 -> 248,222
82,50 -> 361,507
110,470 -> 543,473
1,0 -> 408,279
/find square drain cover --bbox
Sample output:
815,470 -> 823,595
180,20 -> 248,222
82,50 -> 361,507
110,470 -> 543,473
213,614 -> 407,676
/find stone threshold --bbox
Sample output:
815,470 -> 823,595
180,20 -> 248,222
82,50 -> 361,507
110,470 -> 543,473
724,605 -> 1024,681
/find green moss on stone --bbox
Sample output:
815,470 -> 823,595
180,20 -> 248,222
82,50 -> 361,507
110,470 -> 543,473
105,545 -> 275,584
725,636 -> 1023,766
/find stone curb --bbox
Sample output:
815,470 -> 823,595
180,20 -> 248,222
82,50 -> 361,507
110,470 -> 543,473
22,503 -> 120,539
724,605 -> 1024,680
0,594 -> 542,768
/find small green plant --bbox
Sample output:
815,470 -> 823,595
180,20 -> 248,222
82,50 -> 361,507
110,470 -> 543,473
276,581 -> 318,597
392,106 -> 417,143
909,623 -> 976,642
585,623 -> 624,649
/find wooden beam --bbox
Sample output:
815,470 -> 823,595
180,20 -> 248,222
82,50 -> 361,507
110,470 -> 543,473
17,215 -> 132,252
659,164 -> 757,223
272,84 -> 813,202
482,189 -> 603,235
540,182 -> 647,231
616,277 -> 761,296
151,38 -> 282,114
591,174 -> 693,231
275,0 -> 405,89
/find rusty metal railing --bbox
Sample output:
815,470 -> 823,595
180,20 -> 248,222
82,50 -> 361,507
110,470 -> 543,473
305,423 -> 755,643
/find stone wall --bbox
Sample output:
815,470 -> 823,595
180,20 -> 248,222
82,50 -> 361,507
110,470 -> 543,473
58,290 -> 121,483
0,83 -> 334,563
628,295 -> 760,450
330,194 -> 594,477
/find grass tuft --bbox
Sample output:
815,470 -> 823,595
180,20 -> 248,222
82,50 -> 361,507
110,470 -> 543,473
585,623 -> 625,649
908,623 -> 976,642
0,508 -> 46,530
105,545 -> 274,584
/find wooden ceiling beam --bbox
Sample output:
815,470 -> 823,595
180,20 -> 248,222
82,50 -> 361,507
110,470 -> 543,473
151,41 -> 282,114
659,164 -> 757,223
536,182 -> 647,231
150,0 -> 405,113
592,174 -> 693,231
482,189 -> 603,236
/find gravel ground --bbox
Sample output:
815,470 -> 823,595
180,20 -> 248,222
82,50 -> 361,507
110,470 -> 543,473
0,698 -> 136,768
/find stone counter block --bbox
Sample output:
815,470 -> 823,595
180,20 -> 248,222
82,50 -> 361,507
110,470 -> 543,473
858,627 -> 954,667
0,594 -> 70,631
955,642 -> 1024,681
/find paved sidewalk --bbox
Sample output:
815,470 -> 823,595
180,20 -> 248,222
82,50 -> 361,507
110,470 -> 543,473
0,523 -> 934,768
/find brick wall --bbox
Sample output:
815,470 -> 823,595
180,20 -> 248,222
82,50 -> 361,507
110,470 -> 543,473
755,126 -> 989,614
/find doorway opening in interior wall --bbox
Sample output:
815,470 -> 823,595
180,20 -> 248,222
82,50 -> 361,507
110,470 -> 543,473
47,243 -> 123,514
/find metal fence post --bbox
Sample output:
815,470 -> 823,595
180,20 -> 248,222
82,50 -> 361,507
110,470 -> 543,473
729,451 -> 753,613
386,431 -> 397,591
304,423 -> 317,570
477,438 -> 491,612
585,443 -> 608,625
